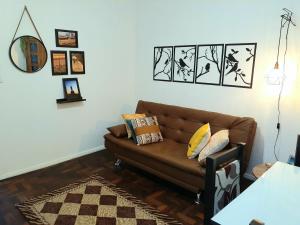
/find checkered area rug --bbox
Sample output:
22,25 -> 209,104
16,175 -> 181,225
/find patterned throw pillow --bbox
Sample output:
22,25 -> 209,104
125,119 -> 138,143
130,116 -> 163,145
122,114 -> 146,138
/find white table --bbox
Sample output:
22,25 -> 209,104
212,162 -> 300,225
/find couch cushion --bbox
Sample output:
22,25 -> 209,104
104,134 -> 205,177
107,124 -> 127,138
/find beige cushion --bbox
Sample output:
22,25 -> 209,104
198,130 -> 229,162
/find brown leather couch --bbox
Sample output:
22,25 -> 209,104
104,100 -> 257,224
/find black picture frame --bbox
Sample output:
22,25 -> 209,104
172,45 -> 196,83
195,44 -> 224,86
62,78 -> 82,100
221,43 -> 257,89
50,50 -> 68,75
70,51 -> 85,74
55,29 -> 78,48
153,46 -> 174,82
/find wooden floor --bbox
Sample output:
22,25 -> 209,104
0,150 -> 252,225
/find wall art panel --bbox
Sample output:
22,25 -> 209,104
222,43 -> 257,88
195,44 -> 224,85
173,45 -> 196,83
153,46 -> 173,81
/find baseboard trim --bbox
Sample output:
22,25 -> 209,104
243,172 -> 256,181
0,145 -> 105,181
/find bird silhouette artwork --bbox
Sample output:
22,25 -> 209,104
176,58 -> 193,82
222,43 -> 257,88
195,45 -> 224,85
179,58 -> 189,68
226,62 -> 238,75
227,53 -> 239,63
173,46 -> 196,83
224,49 -> 248,83
205,63 -> 210,72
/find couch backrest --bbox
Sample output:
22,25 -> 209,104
135,100 -> 257,172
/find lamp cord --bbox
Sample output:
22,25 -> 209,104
275,17 -> 284,64
273,14 -> 292,161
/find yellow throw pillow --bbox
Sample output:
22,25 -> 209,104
122,114 -> 146,138
198,130 -> 229,162
187,123 -> 211,159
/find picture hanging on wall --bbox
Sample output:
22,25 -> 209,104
153,46 -> 173,81
63,78 -> 82,100
222,43 -> 257,88
51,50 -> 68,75
55,29 -> 78,48
173,45 -> 196,83
70,51 -> 85,74
195,44 -> 224,85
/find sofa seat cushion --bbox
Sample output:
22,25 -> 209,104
104,134 -> 205,177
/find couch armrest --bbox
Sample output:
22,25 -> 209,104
199,143 -> 245,168
107,124 -> 127,138
204,143 -> 245,225
207,142 -> 244,168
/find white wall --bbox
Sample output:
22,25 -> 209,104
0,0 -> 137,179
135,0 -> 300,175
2,0 -> 300,180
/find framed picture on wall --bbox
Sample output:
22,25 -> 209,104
50,50 -> 68,75
70,51 -> 85,74
55,29 -> 78,48
173,45 -> 196,83
153,46 -> 173,81
195,44 -> 224,85
63,78 -> 82,100
221,43 -> 257,88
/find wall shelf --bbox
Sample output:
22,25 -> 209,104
56,98 -> 86,104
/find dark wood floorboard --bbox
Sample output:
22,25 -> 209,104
0,150 -> 252,225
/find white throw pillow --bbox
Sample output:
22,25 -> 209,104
198,130 -> 229,162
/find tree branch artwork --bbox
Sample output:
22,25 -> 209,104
153,46 -> 173,81
182,48 -> 196,61
245,47 -> 254,62
173,46 -> 196,83
197,46 -> 221,78
222,43 -> 257,88
195,45 -> 224,85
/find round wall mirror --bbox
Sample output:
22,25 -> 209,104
9,35 -> 47,73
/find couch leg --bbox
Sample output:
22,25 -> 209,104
114,159 -> 122,169
195,192 -> 202,205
